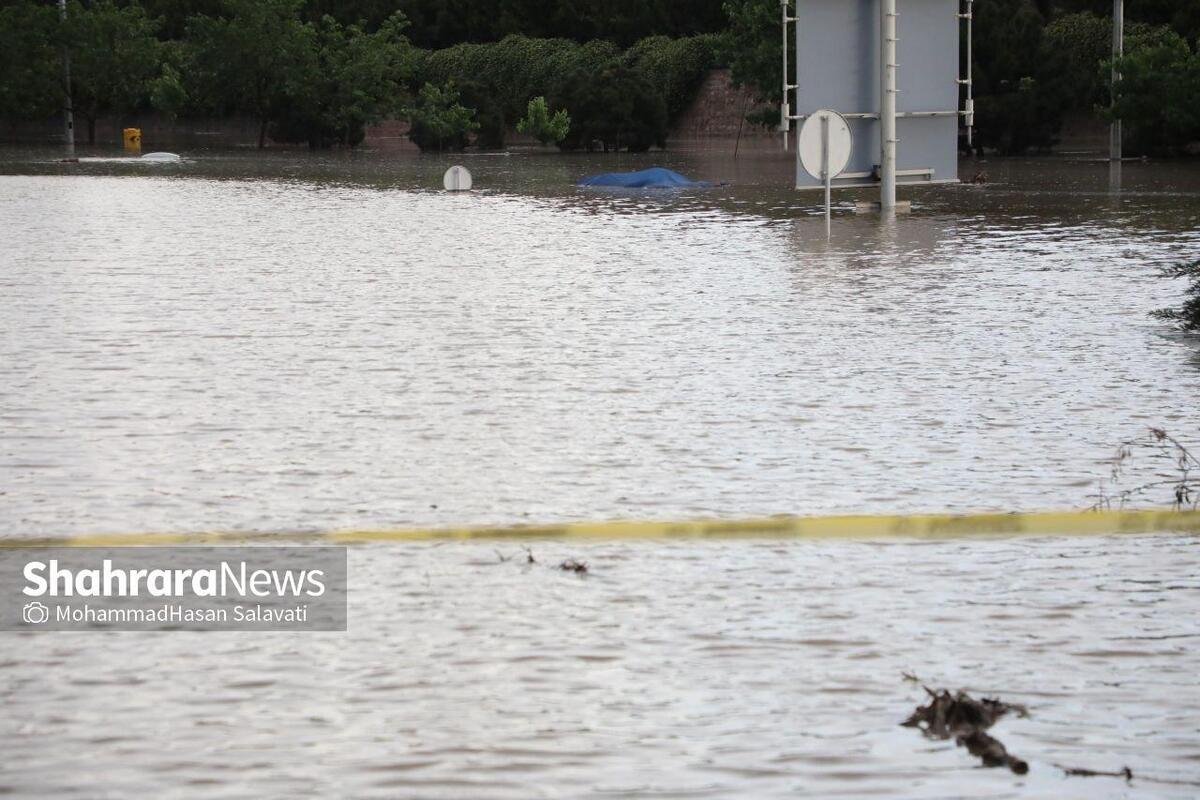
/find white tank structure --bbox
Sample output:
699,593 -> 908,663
781,0 -> 972,209
141,152 -> 182,162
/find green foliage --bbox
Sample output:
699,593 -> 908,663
1044,12 -> 1179,113
1109,35 -> 1200,154
184,0 -> 317,146
64,0 -> 163,143
516,96 -> 570,145
394,0 -> 728,50
150,61 -> 189,119
0,1 -> 65,122
553,59 -> 666,152
970,0 -> 1065,153
719,0 -> 781,113
406,81 -> 478,152
625,34 -> 721,120
417,34 -> 710,151
1152,259 -> 1200,331
272,12 -> 418,147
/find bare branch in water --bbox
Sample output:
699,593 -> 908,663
1091,427 -> 1199,511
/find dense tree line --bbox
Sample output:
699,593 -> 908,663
1,0 -> 1198,154
0,0 -> 718,150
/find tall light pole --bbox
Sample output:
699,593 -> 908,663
1110,0 -> 1123,161
58,0 -> 74,154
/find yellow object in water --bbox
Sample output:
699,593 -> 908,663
123,127 -> 142,152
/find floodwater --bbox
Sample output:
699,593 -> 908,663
1,147 -> 1200,797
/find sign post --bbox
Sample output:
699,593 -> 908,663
798,109 -> 853,235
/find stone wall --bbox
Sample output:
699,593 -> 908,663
670,68 -> 777,144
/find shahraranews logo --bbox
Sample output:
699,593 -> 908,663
22,558 -> 327,625
0,547 -> 346,631
24,559 -> 327,598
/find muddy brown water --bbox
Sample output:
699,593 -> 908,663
1,147 -> 1198,797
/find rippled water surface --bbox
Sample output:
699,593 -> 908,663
4,537 -> 1200,798
3,148 -> 1200,533
1,148 -> 1199,797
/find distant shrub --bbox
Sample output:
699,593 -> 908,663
516,96 -> 570,145
406,81 -> 478,152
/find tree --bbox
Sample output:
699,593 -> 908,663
64,0 -> 163,144
406,81 -> 478,151
1044,12 -> 1180,115
971,0 -> 1065,153
184,0 -> 317,147
149,57 -> 189,119
719,0 -> 781,117
553,59 -> 666,152
1109,33 -> 1200,154
0,1 -> 65,124
516,96 -> 569,145
278,12 -> 417,147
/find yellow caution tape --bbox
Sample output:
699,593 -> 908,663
1,509 -> 1199,548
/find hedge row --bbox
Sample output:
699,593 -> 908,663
411,33 -> 721,151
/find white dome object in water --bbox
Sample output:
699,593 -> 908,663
443,165 -> 472,191
141,152 -> 181,162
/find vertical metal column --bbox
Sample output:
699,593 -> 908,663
821,113 -> 831,236
58,0 -> 74,154
794,5 -> 803,190
1110,0 -> 1123,161
880,0 -> 898,210
959,0 -> 974,148
781,0 -> 791,151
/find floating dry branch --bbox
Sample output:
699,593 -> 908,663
902,687 -> 1029,774
1093,427 -> 1199,511
1056,764 -> 1133,781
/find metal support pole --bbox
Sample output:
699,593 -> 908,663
880,0 -> 897,210
58,0 -> 74,154
964,0 -> 974,148
794,7 -> 803,189
822,113 -> 831,237
781,0 -> 790,151
1110,0 -> 1123,161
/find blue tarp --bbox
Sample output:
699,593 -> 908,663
577,167 -> 711,188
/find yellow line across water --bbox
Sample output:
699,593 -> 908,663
2,510 -> 1199,548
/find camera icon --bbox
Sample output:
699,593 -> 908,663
22,601 -> 49,625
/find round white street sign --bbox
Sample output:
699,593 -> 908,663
443,165 -> 472,191
797,110 -> 853,181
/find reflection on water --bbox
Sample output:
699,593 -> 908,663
1,147 -> 1200,797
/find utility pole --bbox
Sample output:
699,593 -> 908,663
58,0 -> 74,154
1110,0 -> 1123,161
880,0 -> 898,210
